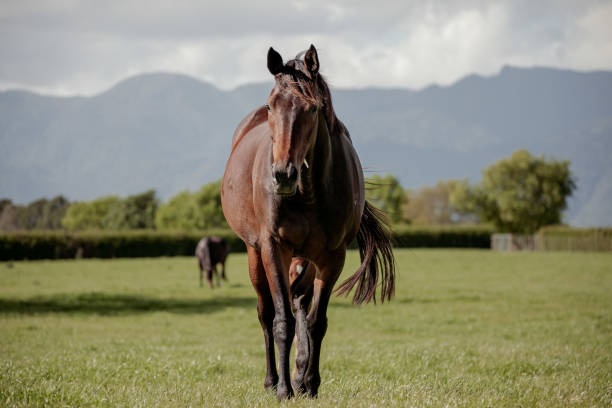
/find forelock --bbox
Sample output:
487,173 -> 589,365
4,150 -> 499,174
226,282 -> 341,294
275,61 -> 321,107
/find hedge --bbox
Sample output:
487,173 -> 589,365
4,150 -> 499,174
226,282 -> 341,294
0,225 -> 494,261
391,225 -> 493,249
0,230 -> 245,261
536,226 -> 612,251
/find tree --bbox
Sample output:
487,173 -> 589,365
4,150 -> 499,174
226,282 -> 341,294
155,180 -> 227,230
365,174 -> 405,223
0,199 -> 20,231
104,190 -> 158,230
451,150 -> 575,233
62,196 -> 120,230
403,180 -> 474,225
0,196 -> 70,230
193,180 -> 226,229
0,199 -> 11,213
62,191 -> 158,230
19,198 -> 48,229
37,196 -> 70,229
155,191 -> 197,230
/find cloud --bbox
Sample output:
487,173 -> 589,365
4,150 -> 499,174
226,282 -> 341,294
0,0 -> 611,95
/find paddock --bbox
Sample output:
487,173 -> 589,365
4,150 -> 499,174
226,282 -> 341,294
1,249 -> 610,407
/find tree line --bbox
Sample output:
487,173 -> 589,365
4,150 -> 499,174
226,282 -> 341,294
368,149 -> 575,233
0,150 -> 575,234
0,181 -> 226,232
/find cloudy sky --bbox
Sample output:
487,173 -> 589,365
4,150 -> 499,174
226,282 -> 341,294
1,0 -> 611,95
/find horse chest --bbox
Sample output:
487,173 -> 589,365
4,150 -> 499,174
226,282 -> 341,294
274,209 -> 310,248
271,198 -> 349,255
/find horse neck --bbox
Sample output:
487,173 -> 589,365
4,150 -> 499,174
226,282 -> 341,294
298,113 -> 333,203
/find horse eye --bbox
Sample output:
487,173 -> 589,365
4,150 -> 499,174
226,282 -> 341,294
265,104 -> 271,111
309,106 -> 317,114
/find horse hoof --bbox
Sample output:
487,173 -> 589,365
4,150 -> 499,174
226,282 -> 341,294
306,389 -> 319,398
291,378 -> 307,395
276,385 -> 294,400
264,376 -> 278,391
304,375 -> 320,397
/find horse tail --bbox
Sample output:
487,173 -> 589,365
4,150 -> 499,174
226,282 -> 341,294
334,201 -> 396,304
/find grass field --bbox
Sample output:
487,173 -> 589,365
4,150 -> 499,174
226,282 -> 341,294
1,249 -> 611,407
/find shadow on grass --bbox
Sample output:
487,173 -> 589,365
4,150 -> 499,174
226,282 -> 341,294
0,292 -> 257,315
0,293 -> 482,315
327,295 -> 483,309
396,295 -> 482,304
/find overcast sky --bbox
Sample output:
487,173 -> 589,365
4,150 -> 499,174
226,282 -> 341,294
1,0 -> 611,95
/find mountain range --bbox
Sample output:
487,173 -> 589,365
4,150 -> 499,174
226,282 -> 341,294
1,66 -> 611,226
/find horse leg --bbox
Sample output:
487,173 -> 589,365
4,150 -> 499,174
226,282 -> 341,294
213,264 -> 220,287
206,269 -> 214,289
247,246 -> 278,391
260,240 -> 295,400
198,262 -> 203,288
221,260 -> 228,281
290,259 -> 315,394
304,248 -> 346,397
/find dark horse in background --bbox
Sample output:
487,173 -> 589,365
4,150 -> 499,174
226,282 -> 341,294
195,237 -> 229,288
221,45 -> 395,399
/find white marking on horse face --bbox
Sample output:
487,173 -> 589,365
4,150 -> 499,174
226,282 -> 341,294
296,264 -> 304,274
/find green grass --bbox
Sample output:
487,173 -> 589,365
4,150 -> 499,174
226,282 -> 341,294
1,249 -> 611,407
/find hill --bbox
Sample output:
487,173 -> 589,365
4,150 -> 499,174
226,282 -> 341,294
1,67 -> 611,226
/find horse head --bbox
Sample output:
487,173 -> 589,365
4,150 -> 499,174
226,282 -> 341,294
266,45 -> 322,196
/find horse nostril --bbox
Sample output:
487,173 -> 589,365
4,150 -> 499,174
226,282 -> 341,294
273,170 -> 285,184
287,163 -> 298,183
273,163 -> 298,187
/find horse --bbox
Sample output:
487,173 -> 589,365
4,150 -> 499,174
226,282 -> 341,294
195,237 -> 229,288
221,45 -> 395,399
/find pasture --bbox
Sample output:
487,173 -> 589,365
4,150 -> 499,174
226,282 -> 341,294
1,249 -> 611,407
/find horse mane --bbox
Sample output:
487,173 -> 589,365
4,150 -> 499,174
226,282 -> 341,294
277,58 -> 346,138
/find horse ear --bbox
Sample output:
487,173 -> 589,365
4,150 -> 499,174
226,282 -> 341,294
304,44 -> 319,77
267,47 -> 284,75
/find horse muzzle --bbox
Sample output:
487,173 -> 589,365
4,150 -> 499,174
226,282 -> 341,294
272,162 -> 299,196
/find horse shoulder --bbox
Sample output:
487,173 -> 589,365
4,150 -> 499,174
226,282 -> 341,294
231,106 -> 268,151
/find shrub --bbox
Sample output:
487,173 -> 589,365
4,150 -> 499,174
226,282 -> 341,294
391,225 -> 493,248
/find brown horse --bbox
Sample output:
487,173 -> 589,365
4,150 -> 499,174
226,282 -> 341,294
195,237 -> 229,288
221,45 -> 395,399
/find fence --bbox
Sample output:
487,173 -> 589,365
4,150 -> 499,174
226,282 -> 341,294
492,228 -> 612,252
491,234 -> 536,251
536,227 -> 612,251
